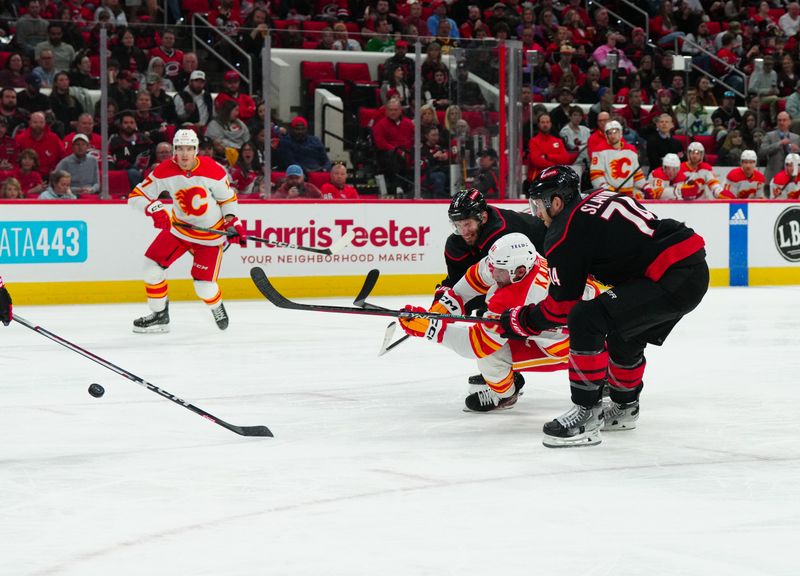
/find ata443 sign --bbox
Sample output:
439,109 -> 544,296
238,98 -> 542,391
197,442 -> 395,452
0,221 -> 87,263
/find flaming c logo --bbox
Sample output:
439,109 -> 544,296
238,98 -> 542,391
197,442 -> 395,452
174,186 -> 208,216
609,157 -> 632,180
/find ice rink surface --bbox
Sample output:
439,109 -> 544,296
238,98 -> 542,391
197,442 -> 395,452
1,286 -> 799,576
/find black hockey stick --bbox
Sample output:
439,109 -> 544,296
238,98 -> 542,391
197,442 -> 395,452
174,222 -> 356,255
12,315 -> 273,437
349,269 -> 410,356
251,267 -> 499,325
350,269 -> 411,355
352,268 -> 381,308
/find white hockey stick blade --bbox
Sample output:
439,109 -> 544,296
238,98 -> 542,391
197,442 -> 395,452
328,229 -> 357,255
378,322 -> 398,356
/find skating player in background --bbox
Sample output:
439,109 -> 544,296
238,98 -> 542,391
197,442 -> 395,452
677,141 -> 724,200
0,276 -> 11,326
720,150 -> 765,198
127,129 -> 246,333
439,188 -> 547,389
399,233 -> 601,412
499,166 -> 708,447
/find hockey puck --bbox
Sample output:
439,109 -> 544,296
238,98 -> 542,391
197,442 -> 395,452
88,383 -> 105,398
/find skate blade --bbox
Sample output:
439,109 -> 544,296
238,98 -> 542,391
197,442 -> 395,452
602,421 -> 637,432
542,431 -> 602,448
132,325 -> 170,334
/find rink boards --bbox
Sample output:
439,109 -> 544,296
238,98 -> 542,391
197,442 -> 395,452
1,199 -> 799,304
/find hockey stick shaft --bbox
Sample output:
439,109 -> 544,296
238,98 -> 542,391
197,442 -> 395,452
12,315 -> 273,437
251,267 -> 499,324
174,222 -> 355,255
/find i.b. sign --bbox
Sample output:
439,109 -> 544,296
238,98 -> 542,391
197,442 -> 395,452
0,221 -> 87,263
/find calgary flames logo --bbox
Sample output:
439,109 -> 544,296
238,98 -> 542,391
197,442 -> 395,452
174,186 -> 208,216
609,157 -> 632,180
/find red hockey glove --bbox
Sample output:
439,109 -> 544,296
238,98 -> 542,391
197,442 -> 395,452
498,306 -> 538,340
145,201 -> 171,231
398,305 -> 448,343
225,216 -> 247,247
717,189 -> 736,199
0,276 -> 12,326
680,182 -> 700,200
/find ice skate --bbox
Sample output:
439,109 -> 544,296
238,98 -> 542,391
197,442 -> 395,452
468,372 -> 525,395
133,302 -> 170,333
603,400 -> 639,431
463,374 -> 524,412
211,302 -> 229,330
542,402 -> 603,447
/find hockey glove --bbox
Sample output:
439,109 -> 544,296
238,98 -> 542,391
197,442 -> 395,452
499,306 -> 538,340
398,305 -> 448,343
145,201 -> 171,231
0,276 -> 12,326
680,182 -> 700,201
224,216 -> 247,247
429,287 -> 464,316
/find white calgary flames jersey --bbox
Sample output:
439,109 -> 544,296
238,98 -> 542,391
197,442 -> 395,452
770,170 -> 800,199
590,144 -> 648,198
677,161 -> 724,199
437,255 -> 602,369
129,156 -> 238,246
721,167 -> 765,199
646,167 -> 687,200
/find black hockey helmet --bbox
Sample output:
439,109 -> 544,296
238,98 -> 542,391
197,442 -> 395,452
526,165 -> 580,210
448,188 -> 487,221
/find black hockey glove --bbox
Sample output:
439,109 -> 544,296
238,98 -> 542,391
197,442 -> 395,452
0,277 -> 12,326
499,306 -> 538,340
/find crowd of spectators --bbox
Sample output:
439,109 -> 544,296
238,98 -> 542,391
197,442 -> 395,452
3,0 -> 800,200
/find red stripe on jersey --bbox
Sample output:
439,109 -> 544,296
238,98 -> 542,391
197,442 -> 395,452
173,216 -> 226,241
540,295 -> 578,323
644,233 -> 705,282
465,263 -> 491,294
469,325 -> 503,357
609,359 -> 646,389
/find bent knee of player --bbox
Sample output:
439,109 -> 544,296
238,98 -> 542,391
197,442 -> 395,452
193,280 -> 220,302
143,258 -> 166,285
567,299 -> 610,350
477,349 -> 512,383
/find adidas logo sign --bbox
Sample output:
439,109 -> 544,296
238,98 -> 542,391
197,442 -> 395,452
730,208 -> 748,225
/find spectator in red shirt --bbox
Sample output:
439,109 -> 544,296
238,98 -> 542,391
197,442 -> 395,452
372,98 -> 414,196
14,111 -> 65,176
527,113 -> 570,181
214,71 -> 256,123
63,112 -> 102,151
14,149 -> 47,197
148,29 -> 183,85
321,162 -> 360,199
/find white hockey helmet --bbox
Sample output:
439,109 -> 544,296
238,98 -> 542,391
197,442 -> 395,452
173,128 -> 199,150
785,153 -> 800,173
604,120 -> 623,133
487,233 -> 538,283
663,153 -> 681,168
687,141 -> 705,156
741,149 -> 757,162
